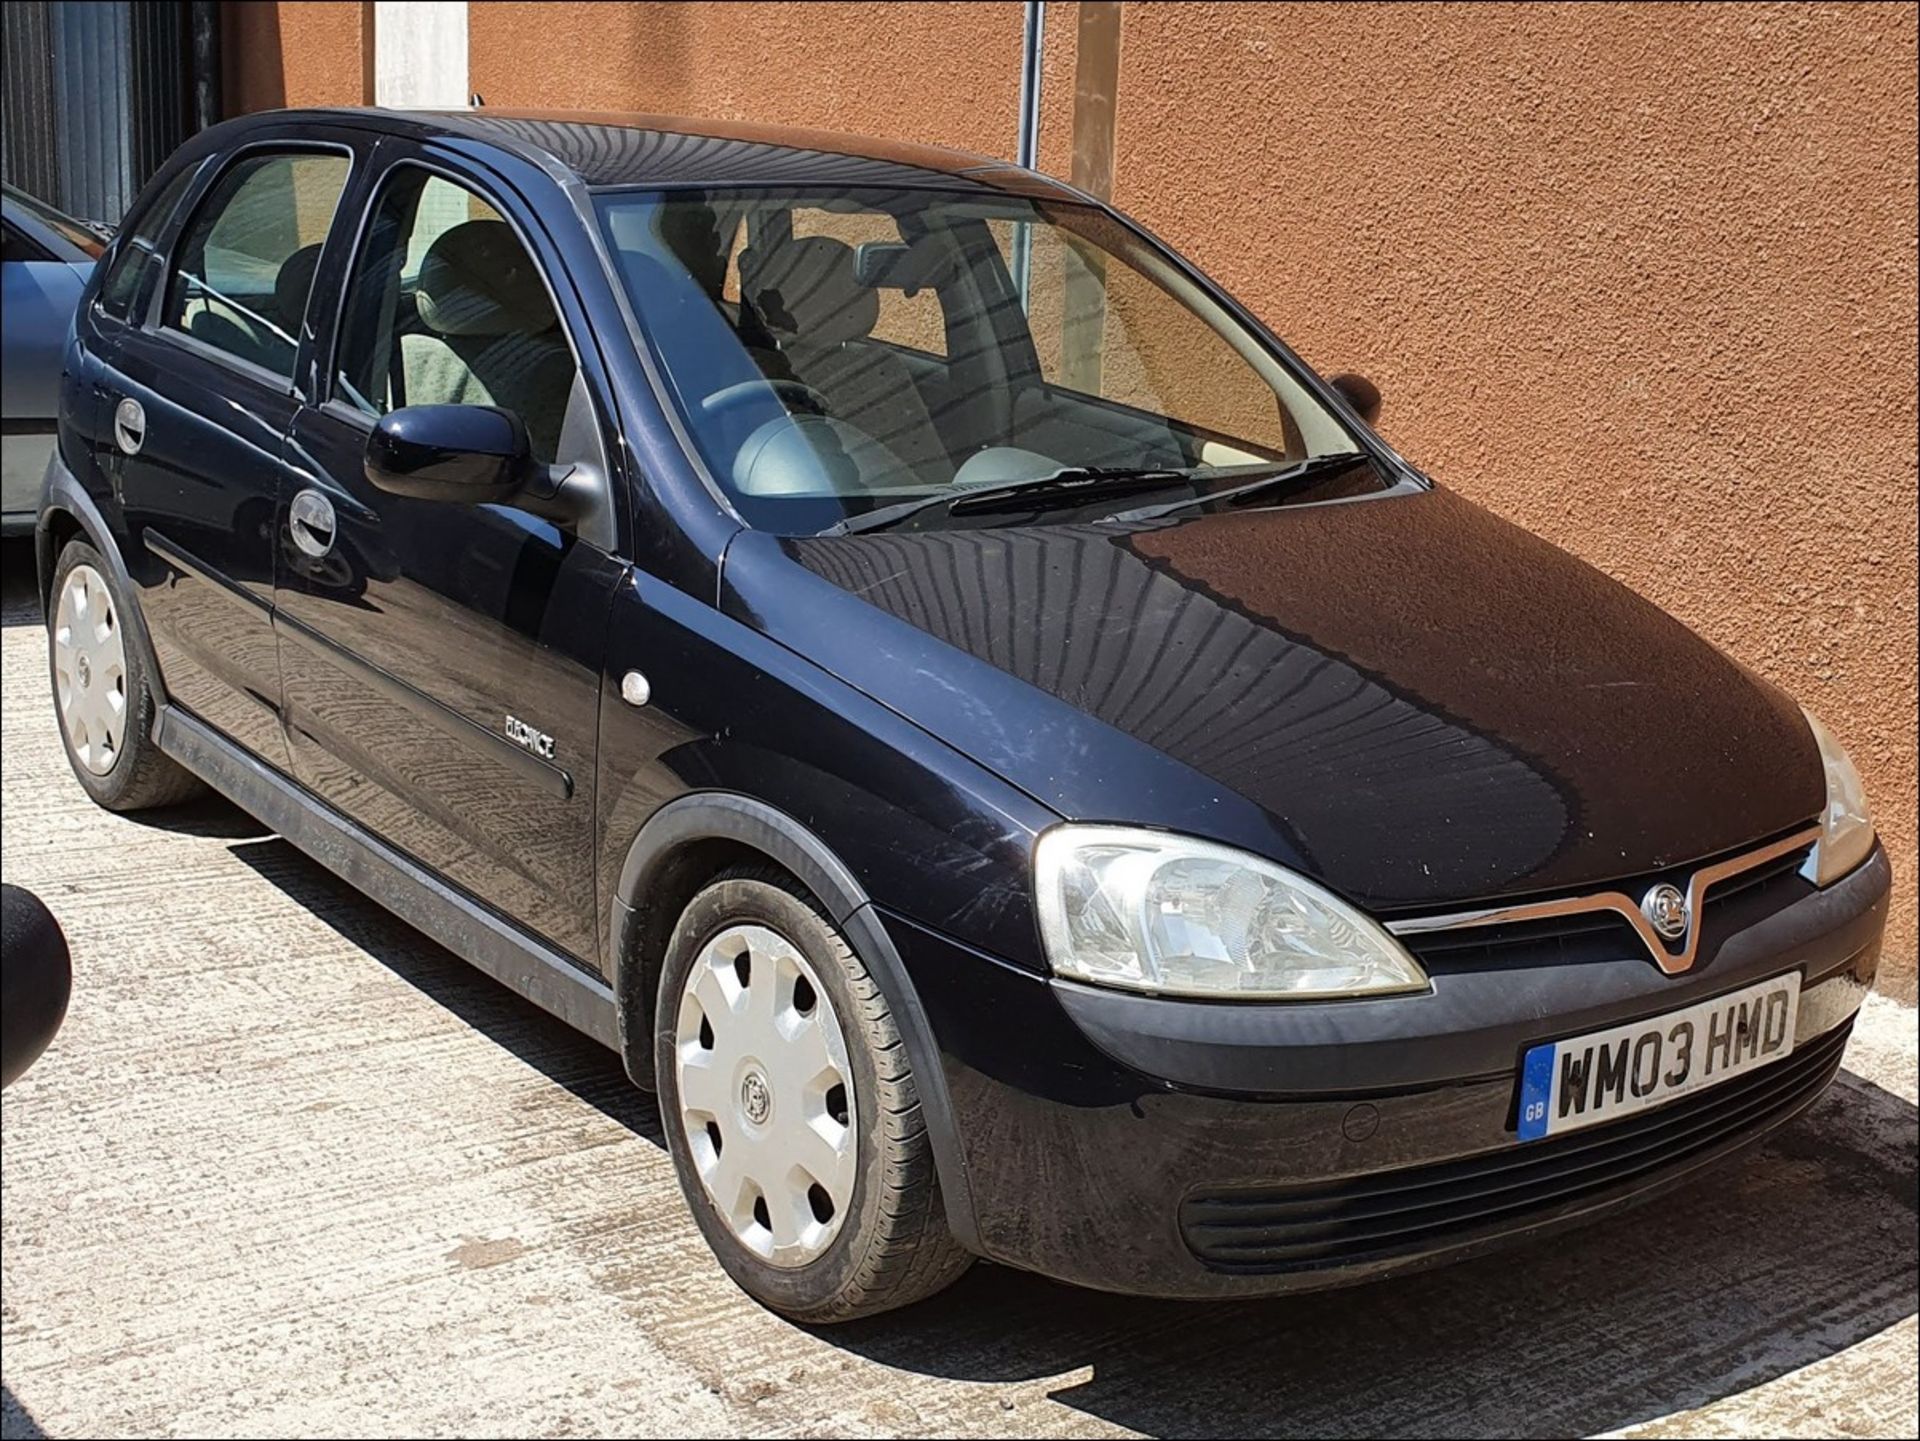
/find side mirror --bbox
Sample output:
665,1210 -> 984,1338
1328,372 -> 1382,426
364,404 -> 532,504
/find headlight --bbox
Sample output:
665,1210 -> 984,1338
1034,826 -> 1429,999
1800,708 -> 1875,886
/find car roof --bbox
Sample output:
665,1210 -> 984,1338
281,106 -> 1088,200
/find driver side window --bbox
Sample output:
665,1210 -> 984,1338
334,168 -> 579,463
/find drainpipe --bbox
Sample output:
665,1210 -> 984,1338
187,0 -> 221,130
1011,0 -> 1045,306
1016,0 -> 1046,170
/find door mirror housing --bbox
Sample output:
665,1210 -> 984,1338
364,404 -> 532,504
1328,372 -> 1382,426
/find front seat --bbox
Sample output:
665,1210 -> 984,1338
738,236 -> 951,481
274,242 -> 323,342
403,220 -> 573,459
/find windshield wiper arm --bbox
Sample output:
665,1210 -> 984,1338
1101,452 -> 1374,524
823,464 -> 1211,537
946,464 -> 1207,515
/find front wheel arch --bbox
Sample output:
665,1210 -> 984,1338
608,792 -> 980,1254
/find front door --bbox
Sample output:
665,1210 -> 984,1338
106,143 -> 355,767
274,155 -> 626,966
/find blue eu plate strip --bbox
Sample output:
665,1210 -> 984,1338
1517,1042 -> 1557,1142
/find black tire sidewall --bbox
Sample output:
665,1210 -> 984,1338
654,876 -> 893,1317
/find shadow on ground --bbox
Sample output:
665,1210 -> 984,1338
0,1387 -> 46,1441
226,832 -> 1918,1440
228,837 -> 662,1146
124,794 -> 273,840
3,538 -> 41,627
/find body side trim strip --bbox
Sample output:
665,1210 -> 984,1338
1386,826 -> 1824,975
274,610 -> 574,800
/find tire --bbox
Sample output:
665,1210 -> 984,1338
655,866 -> 972,1322
47,540 -> 203,812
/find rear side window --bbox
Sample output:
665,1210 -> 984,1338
162,151 -> 350,379
97,162 -> 201,321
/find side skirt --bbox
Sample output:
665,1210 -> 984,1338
154,703 -> 619,1049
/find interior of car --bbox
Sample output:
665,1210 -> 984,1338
601,185 -> 1360,534
332,172 -> 585,467
159,168 -> 1370,538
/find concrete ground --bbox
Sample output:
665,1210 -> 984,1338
1,539 -> 1915,1441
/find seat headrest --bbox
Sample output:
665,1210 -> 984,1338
274,243 -> 323,333
416,219 -> 555,337
739,236 -> 877,348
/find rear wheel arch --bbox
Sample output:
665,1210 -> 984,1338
35,468 -> 166,709
608,792 -> 980,1252
35,505 -> 86,616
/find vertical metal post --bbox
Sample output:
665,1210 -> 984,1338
188,0 -> 221,131
1016,0 -> 1045,171
1011,0 -> 1045,308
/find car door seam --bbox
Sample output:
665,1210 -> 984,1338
145,529 -> 271,614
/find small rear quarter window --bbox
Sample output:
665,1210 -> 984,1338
98,162 -> 201,321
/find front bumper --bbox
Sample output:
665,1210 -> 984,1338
884,843 -> 1890,1299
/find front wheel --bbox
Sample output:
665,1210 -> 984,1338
655,867 -> 972,1322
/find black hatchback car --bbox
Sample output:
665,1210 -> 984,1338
37,109 -> 1889,1322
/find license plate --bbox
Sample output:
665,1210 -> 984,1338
1516,972 -> 1801,1142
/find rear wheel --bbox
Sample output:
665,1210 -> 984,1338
655,867 -> 972,1322
48,541 -> 202,812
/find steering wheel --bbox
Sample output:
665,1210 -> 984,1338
701,377 -> 831,422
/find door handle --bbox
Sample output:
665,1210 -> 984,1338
288,488 -> 337,558
112,397 -> 146,456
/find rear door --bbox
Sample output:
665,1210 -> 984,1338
101,134 -> 361,767
274,146 -> 627,966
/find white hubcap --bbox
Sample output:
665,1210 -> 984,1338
675,924 -> 858,1268
52,564 -> 129,776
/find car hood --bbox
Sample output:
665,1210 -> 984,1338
720,484 -> 1823,912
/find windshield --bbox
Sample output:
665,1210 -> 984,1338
596,185 -> 1382,535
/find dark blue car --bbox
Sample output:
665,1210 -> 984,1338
36,109 -> 1889,1321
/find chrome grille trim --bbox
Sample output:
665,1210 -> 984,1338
1385,826 -> 1822,976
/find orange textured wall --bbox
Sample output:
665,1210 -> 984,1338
1098,2 -> 1916,988
468,2 -> 1026,157
244,1 -> 1917,987
224,0 -> 366,114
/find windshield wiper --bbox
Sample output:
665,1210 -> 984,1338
949,464 -> 1207,515
1101,452 -> 1375,524
824,463 -> 1229,537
